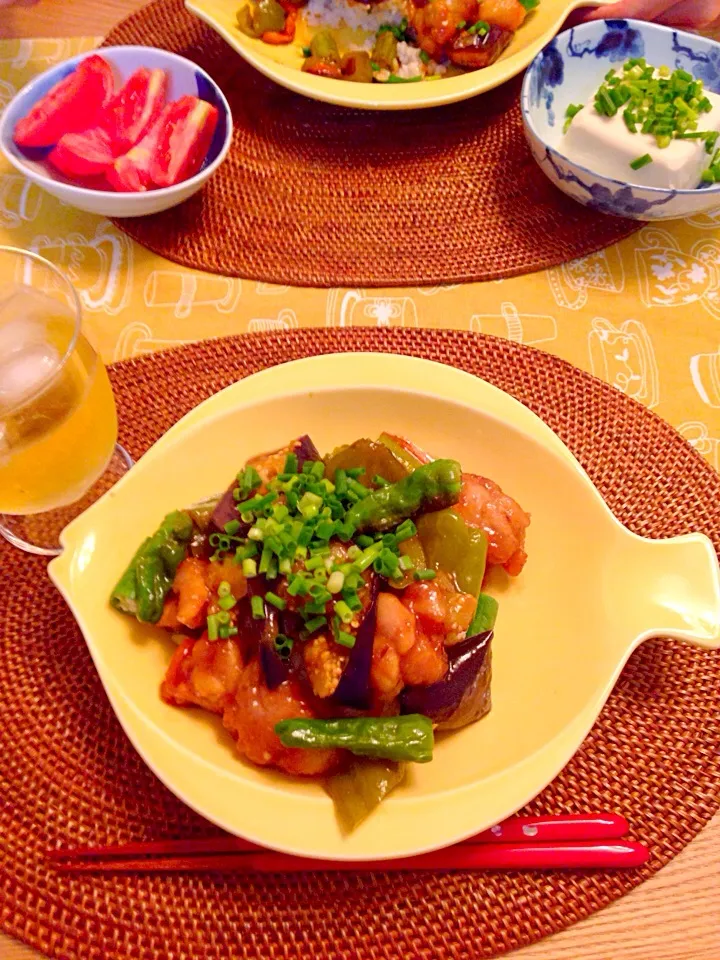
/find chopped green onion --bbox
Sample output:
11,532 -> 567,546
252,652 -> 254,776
274,634 -> 293,659
251,596 -> 265,619
218,594 -> 236,611
334,600 -> 354,624
236,491 -> 277,514
207,613 -> 219,641
394,519 -> 416,542
287,575 -> 309,597
223,519 -> 240,535
242,558 -> 257,577
298,491 -> 323,519
414,569 -> 437,581
284,452 -> 298,474
327,571 -> 345,594
563,102 -> 584,133
303,615 -> 327,635
456,18 -> 466,28
247,525 -> 265,541
217,580 -> 232,598
630,153 -> 653,170
265,591 -> 287,611
335,631 -> 356,649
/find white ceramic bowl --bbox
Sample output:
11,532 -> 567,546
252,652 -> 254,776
521,20 -> 720,221
0,46 -> 232,218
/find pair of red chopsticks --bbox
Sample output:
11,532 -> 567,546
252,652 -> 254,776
48,813 -> 649,874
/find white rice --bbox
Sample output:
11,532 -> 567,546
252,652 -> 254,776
304,0 -> 405,34
396,41 -> 423,79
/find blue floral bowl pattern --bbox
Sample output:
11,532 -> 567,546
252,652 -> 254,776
521,20 -> 720,221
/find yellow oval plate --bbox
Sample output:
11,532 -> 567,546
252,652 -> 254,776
185,0 -> 614,110
49,355 -> 720,859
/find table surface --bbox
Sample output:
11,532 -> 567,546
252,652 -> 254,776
1,3 -> 719,960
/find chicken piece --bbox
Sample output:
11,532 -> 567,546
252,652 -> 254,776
172,557 -> 211,629
371,592 -> 448,700
303,634 -> 348,699
403,576 -> 476,645
410,0 -> 479,59
223,658 -> 341,776
454,473 -> 530,575
161,635 -> 244,713
477,0 -> 526,31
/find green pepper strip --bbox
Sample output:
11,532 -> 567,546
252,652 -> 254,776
467,592 -> 498,636
110,510 -> 193,623
345,459 -> 462,533
275,715 -> 434,763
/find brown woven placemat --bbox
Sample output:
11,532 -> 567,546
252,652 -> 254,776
101,0 -> 641,287
1,329 -> 719,960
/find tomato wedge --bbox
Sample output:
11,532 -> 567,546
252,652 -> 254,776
14,54 -> 114,149
48,127 -> 116,179
149,96 -> 219,189
106,108 -> 167,193
101,67 -> 168,154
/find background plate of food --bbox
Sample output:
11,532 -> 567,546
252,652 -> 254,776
48,354 -> 720,859
184,0 -> 620,109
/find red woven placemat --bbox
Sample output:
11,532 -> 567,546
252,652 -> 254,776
101,0 -> 641,287
1,329 -> 718,960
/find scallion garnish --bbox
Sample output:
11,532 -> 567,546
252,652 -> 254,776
251,596 -> 265,619
630,153 -> 653,170
414,569 -> 437,581
336,631 -> 356,649
563,102 -> 584,134
585,60 -> 716,152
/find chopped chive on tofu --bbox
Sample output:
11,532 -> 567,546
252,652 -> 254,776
563,102 -> 584,133
630,153 -> 653,171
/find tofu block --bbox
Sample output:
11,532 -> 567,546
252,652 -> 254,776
562,88 -> 720,189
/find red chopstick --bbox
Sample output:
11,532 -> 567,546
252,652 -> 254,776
48,813 -> 648,873
51,840 -> 649,874
48,813 -> 628,861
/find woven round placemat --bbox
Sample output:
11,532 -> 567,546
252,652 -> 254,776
1,329 -> 719,960
101,0 -> 640,287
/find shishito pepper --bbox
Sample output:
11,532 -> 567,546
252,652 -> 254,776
111,510 -> 193,622
345,460 -> 462,533
377,432 -> 425,472
417,508 -> 488,596
275,714 -> 434,763
324,438 -> 409,489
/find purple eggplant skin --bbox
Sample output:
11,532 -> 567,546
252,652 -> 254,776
210,435 -> 322,532
399,629 -> 492,731
256,606 -> 291,691
331,576 -> 380,711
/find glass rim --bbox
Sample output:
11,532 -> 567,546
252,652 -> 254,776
0,244 -> 83,417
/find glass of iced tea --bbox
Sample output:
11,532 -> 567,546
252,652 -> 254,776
0,245 -> 132,555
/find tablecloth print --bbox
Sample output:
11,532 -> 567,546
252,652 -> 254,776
1,36 -> 720,469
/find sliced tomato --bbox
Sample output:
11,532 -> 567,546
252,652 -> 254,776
48,127 -> 116,179
14,54 -> 115,149
101,67 -> 168,154
106,108 -> 167,192
149,96 -> 220,189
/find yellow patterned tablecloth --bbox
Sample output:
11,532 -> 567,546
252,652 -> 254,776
2,36 -> 720,470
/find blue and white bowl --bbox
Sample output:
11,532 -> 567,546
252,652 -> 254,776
0,46 -> 232,218
522,20 -> 720,221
